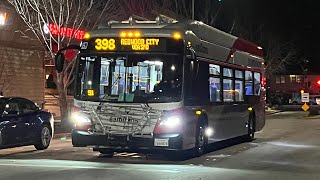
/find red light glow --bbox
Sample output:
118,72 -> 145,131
317,80 -> 320,86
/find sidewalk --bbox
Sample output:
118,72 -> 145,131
53,122 -> 71,139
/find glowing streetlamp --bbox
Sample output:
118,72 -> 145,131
0,12 -> 7,25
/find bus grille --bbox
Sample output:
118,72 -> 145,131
87,104 -> 162,136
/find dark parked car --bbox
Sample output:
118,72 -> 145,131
0,97 -> 54,150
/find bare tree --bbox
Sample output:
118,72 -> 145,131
231,23 -> 298,78
8,0 -> 117,127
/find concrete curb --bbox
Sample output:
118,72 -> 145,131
53,133 -> 71,139
305,115 -> 320,119
266,110 -> 283,115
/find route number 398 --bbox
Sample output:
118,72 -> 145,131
95,38 -> 116,51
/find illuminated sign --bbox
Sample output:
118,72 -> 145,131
120,38 -> 160,51
82,37 -> 184,53
93,38 -> 161,51
95,38 -> 116,51
47,24 -> 86,40
87,89 -> 95,96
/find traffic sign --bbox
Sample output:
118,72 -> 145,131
301,93 -> 309,103
301,103 -> 309,111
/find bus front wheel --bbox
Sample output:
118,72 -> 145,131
194,121 -> 208,157
246,114 -> 256,141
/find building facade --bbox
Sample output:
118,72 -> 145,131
269,74 -> 320,95
0,3 -> 45,105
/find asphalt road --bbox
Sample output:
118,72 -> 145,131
1,111 -> 320,180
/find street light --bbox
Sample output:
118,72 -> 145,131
0,12 -> 8,25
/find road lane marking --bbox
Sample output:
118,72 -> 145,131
0,163 -> 180,173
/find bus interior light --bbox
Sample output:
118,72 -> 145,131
83,32 -> 91,40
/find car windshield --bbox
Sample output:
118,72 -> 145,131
77,54 -> 183,103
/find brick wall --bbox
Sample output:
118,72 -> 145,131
0,3 -> 45,104
0,46 -> 45,104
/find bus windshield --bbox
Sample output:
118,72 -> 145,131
77,54 -> 183,103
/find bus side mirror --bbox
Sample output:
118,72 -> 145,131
186,47 -> 196,61
55,52 -> 65,73
186,47 -> 199,80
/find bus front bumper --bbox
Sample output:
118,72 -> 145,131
71,130 -> 183,153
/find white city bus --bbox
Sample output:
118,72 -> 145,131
56,15 -> 266,157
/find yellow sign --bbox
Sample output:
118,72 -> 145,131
95,38 -> 116,51
93,38 -> 161,51
87,89 -> 95,96
301,103 -> 309,111
121,38 -> 160,51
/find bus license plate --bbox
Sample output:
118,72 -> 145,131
154,138 -> 169,147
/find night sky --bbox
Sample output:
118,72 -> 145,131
215,0 -> 319,73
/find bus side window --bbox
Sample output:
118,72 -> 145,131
209,77 -> 221,102
254,72 -> 261,96
245,71 -> 253,95
235,70 -> 244,101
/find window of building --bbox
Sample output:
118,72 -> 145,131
290,75 -> 302,83
209,77 -> 221,102
290,75 -> 297,83
281,76 -> 285,83
276,76 -> 280,84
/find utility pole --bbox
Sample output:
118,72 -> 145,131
192,0 -> 195,20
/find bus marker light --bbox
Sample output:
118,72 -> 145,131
134,32 -> 141,38
120,32 -> 126,37
173,32 -> 181,40
83,32 -> 91,40
248,107 -> 253,111
196,110 -> 202,115
128,32 -> 133,37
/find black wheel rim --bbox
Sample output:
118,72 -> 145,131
249,117 -> 254,138
197,126 -> 206,154
41,127 -> 51,147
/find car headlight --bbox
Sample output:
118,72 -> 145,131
160,116 -> 181,127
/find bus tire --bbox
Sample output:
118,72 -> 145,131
194,120 -> 208,157
246,114 -> 256,142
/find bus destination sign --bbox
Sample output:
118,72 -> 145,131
88,37 -> 165,52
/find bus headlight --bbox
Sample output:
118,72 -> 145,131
72,112 -> 91,125
160,116 -> 181,128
